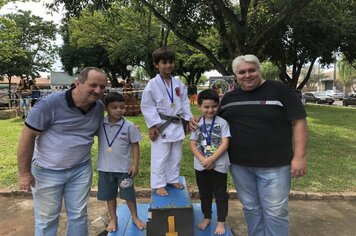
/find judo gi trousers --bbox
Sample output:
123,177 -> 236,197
150,136 -> 183,188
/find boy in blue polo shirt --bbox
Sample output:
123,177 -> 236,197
97,92 -> 146,232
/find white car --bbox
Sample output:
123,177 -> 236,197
324,90 -> 345,100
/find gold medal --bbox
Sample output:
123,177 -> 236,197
171,103 -> 176,108
206,145 -> 211,151
107,147 -> 112,152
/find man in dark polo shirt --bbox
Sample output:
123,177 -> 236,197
220,55 -> 308,236
17,67 -> 107,236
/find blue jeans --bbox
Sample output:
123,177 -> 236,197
19,97 -> 30,116
31,160 -> 92,236
230,164 -> 291,236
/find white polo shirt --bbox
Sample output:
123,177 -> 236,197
97,116 -> 142,173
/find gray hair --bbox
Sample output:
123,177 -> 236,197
77,67 -> 107,83
232,54 -> 261,75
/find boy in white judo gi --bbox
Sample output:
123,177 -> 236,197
141,47 -> 193,196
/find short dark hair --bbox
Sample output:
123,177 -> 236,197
152,47 -> 176,64
104,92 -> 125,106
197,89 -> 219,105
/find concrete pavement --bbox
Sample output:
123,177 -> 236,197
0,194 -> 356,236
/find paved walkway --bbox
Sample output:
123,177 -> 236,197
0,194 -> 356,236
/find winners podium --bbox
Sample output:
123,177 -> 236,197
108,177 -> 233,236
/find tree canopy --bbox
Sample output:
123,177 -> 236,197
59,2 -> 217,87
50,0 -> 356,89
0,10 -> 57,92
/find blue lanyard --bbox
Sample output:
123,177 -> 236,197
203,116 -> 216,146
103,118 -> 125,148
160,74 -> 174,104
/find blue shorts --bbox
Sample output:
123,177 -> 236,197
97,171 -> 136,201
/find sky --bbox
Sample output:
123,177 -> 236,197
0,0 -> 65,72
0,0 -> 64,22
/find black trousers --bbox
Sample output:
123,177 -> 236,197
195,169 -> 228,222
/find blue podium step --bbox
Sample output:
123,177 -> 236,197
147,176 -> 193,236
108,176 -> 233,236
108,203 -> 149,236
108,203 -> 233,236
150,176 -> 191,208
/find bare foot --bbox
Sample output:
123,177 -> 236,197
156,187 -> 168,196
106,218 -> 117,232
132,216 -> 146,230
170,182 -> 184,189
197,218 -> 211,230
214,221 -> 225,235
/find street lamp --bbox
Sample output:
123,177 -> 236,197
126,65 -> 133,72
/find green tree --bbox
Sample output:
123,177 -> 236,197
66,5 -> 161,83
50,0 -> 355,90
169,33 -> 216,93
136,0 -> 313,76
63,3 -> 217,89
340,0 -> 356,66
0,16 -> 27,86
59,24 -> 125,87
260,61 -> 279,81
51,0 -> 312,75
263,0 -> 354,89
0,10 -> 56,92
4,10 -> 57,78
338,56 -> 356,92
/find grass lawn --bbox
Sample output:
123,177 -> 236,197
0,104 -> 355,192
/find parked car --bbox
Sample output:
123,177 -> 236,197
303,92 -> 334,105
324,90 -> 345,100
342,93 -> 356,106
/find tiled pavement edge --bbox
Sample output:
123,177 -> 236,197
1,188 -> 356,200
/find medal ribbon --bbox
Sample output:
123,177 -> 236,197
203,115 -> 216,146
103,118 -> 125,149
160,74 -> 174,105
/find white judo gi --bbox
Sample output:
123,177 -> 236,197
141,74 -> 193,188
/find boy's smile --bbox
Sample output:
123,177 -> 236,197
198,99 -> 219,119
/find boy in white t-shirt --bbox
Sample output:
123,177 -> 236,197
190,89 -> 231,235
97,92 -> 145,232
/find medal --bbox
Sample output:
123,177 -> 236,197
103,118 -> 125,154
160,74 -> 175,109
203,116 -> 216,155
